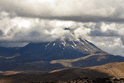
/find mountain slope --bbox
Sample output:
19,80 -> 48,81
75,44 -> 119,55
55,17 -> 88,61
0,34 -> 124,71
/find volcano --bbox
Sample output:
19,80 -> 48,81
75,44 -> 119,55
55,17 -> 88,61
0,34 -> 124,71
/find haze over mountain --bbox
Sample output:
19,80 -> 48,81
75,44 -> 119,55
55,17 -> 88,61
0,33 -> 124,71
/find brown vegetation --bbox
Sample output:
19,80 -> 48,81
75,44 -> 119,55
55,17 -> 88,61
0,62 -> 124,83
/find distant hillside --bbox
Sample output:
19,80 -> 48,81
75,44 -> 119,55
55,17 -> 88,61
0,62 -> 124,83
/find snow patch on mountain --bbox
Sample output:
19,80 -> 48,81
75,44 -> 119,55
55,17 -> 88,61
71,45 -> 75,49
53,43 -> 56,46
62,40 -> 66,46
45,43 -> 50,47
72,41 -> 77,46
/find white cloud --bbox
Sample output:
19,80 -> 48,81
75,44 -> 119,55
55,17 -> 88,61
86,22 -> 124,37
0,12 -> 80,42
74,27 -> 91,38
0,0 -> 124,22
0,42 -> 29,47
1,12 -> 124,42
87,37 -> 124,56
0,11 -> 124,57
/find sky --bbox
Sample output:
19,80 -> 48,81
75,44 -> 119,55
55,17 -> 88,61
0,0 -> 124,56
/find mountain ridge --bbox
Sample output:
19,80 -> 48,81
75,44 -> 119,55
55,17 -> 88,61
0,35 -> 124,71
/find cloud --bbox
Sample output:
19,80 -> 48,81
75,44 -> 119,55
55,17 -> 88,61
0,10 -> 124,56
121,37 -> 124,45
0,12 -> 124,43
0,42 -> 29,47
0,0 -> 124,22
87,37 -> 124,56
72,22 -> 124,56
0,30 -> 4,36
74,27 -> 91,38
77,22 -> 124,37
88,29 -> 119,36
0,12 -> 80,42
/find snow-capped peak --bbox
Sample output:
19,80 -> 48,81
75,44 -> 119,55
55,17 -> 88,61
44,33 -> 101,53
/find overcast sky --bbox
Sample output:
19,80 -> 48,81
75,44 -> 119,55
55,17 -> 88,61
0,0 -> 124,56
